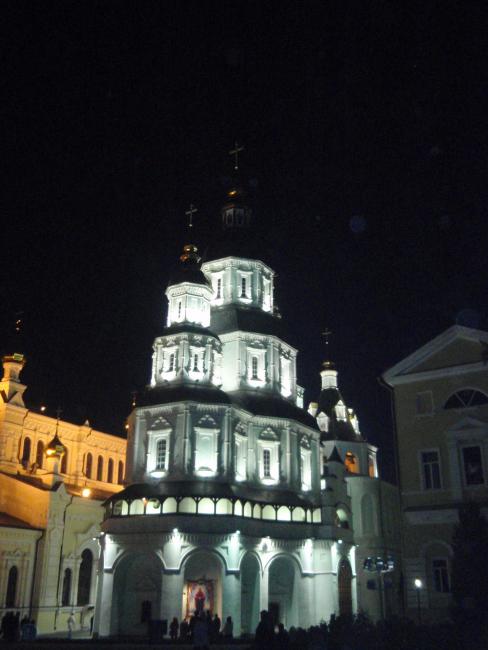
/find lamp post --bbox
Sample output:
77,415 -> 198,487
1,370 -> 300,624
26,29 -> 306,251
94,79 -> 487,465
414,578 -> 422,625
363,556 -> 395,620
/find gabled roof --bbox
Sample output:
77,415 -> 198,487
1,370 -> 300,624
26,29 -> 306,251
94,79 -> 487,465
382,325 -> 488,386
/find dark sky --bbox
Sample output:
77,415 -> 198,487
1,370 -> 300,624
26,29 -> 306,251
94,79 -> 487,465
3,1 -> 488,482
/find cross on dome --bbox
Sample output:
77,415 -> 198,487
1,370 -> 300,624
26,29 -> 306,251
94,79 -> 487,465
185,203 -> 197,229
321,328 -> 335,368
229,141 -> 244,171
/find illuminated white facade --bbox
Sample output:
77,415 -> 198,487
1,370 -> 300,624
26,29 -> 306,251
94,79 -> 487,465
0,354 -> 126,635
95,191 -> 401,637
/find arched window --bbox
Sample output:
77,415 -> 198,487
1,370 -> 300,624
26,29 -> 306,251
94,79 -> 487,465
62,568 -> 72,606
118,460 -> 124,485
336,507 -> 350,529
107,458 -> 114,483
344,452 -> 358,474
96,456 -> 104,481
61,447 -> 68,474
85,453 -> 93,478
22,437 -> 31,464
338,560 -> 353,616
36,440 -> 44,468
77,549 -> 93,605
5,566 -> 18,607
445,389 -> 488,409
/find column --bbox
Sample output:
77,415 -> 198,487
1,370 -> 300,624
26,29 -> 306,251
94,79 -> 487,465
222,408 -> 232,477
259,563 -> 269,611
281,425 -> 290,485
222,572 -> 241,634
252,267 -> 260,305
160,571 -> 184,629
289,430 -> 299,489
94,570 -> 114,637
0,559 -> 8,607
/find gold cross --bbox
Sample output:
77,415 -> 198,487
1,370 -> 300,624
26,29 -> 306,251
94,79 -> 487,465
229,141 -> 244,171
185,203 -> 197,228
322,328 -> 333,349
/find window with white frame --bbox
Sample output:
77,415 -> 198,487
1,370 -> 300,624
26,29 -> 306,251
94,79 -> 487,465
168,353 -> 175,372
258,439 -> 279,484
432,559 -> 450,593
247,347 -> 266,384
194,427 -> 219,476
462,445 -> 485,486
252,356 -> 258,379
263,449 -> 271,477
216,277 -> 222,299
445,389 -> 488,409
420,450 -> 441,489
147,430 -> 171,474
241,276 -> 247,297
155,439 -> 167,471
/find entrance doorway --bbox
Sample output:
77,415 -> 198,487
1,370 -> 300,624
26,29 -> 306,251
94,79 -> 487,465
183,551 -> 223,621
111,554 -> 162,635
268,556 -> 298,628
338,559 -> 353,616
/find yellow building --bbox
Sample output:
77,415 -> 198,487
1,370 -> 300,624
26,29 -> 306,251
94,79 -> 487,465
0,352 -> 126,634
382,325 -> 488,622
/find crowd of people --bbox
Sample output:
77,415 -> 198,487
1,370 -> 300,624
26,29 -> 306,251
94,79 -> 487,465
254,610 -> 330,650
0,612 -> 37,642
167,610 -> 234,647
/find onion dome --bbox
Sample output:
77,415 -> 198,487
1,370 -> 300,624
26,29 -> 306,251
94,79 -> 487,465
45,433 -> 66,458
221,184 -> 252,231
167,244 -> 210,288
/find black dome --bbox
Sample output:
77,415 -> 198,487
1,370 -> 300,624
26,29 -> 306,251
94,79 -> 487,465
317,387 -> 342,417
167,244 -> 211,289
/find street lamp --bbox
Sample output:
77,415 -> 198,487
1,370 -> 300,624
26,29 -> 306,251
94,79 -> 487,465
414,578 -> 422,625
363,556 -> 395,620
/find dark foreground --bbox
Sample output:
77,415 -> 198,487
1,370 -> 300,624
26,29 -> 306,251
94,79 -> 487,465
5,616 -> 488,650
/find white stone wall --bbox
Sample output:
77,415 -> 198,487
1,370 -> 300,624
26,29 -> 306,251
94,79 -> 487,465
96,527 -> 356,637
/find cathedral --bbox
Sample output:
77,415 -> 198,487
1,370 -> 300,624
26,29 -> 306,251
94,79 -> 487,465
0,171 -> 400,637
94,179 -> 400,636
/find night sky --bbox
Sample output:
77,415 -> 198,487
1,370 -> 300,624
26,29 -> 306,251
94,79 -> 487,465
3,1 -> 488,482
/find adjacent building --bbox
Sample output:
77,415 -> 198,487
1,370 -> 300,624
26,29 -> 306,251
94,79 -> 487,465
382,325 -> 488,621
0,352 -> 126,634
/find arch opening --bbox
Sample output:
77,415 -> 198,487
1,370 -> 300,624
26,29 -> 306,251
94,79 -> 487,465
268,555 -> 299,628
182,551 -> 223,622
111,553 -> 162,635
241,553 -> 260,635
